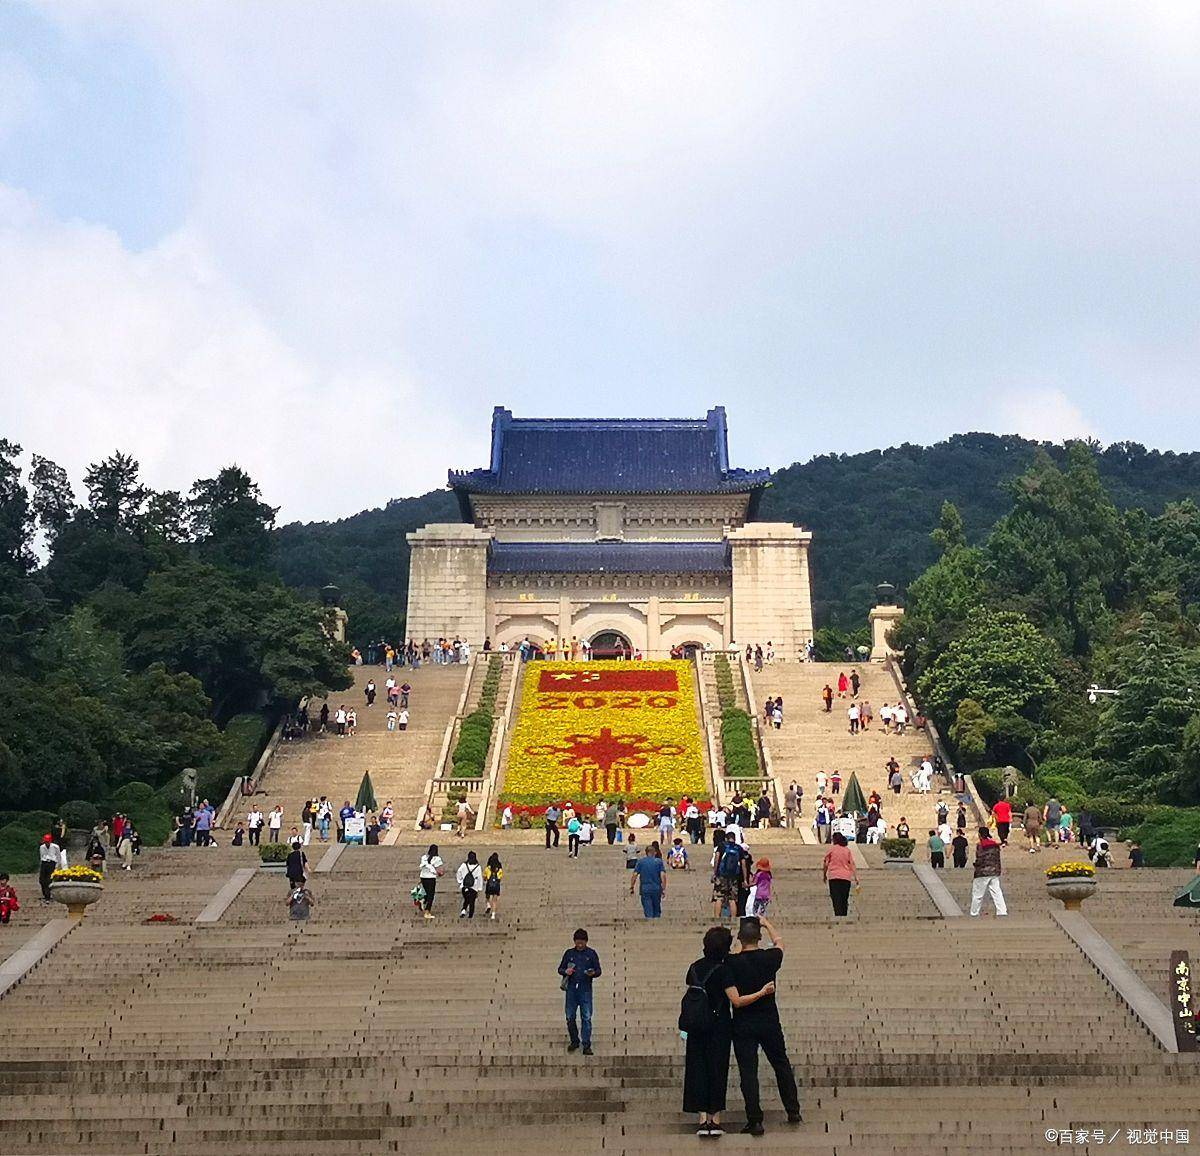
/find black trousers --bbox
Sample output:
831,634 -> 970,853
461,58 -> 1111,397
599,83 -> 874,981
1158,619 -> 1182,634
39,861 -> 54,900
249,827 -> 261,846
422,877 -> 437,911
606,825 -> 617,845
568,833 -> 580,856
930,851 -> 944,869
997,822 -> 1010,844
733,1019 -> 800,1125
829,878 -> 851,916
546,822 -> 559,848
461,888 -> 477,918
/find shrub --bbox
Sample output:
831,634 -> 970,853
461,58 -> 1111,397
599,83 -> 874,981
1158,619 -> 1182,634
1035,756 -> 1109,796
1083,797 -> 1150,830
0,822 -> 44,875
110,781 -> 155,805
451,709 -> 494,777
59,800 -> 100,830
258,842 -> 291,863
1123,806 -> 1200,867
0,810 -> 57,833
881,837 -> 915,858
972,768 -> 1047,811
720,708 -> 759,777
713,655 -> 737,711
1033,770 -> 1087,811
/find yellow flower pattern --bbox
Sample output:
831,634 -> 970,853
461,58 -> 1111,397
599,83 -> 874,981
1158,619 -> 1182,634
501,660 -> 708,804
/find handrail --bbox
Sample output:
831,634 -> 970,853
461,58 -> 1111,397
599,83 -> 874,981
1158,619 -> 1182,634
692,652 -> 722,805
476,662 -> 519,830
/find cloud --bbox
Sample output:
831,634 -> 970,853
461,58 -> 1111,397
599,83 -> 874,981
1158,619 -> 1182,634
3,0 -> 1199,520
0,186 -> 462,520
991,385 -> 1096,444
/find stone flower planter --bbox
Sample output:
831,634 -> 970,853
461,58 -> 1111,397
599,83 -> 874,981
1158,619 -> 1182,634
1046,876 -> 1096,911
49,880 -> 103,919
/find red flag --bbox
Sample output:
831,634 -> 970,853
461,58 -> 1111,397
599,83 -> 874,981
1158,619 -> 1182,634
537,668 -> 679,693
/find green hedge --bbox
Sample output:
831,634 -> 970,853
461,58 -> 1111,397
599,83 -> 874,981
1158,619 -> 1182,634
720,707 -> 759,777
882,837 -> 915,858
0,810 -> 56,833
1124,807 -> 1200,867
258,842 -> 292,863
450,659 -> 505,778
713,655 -> 737,711
972,768 -> 1048,812
59,800 -> 100,830
0,822 -> 44,875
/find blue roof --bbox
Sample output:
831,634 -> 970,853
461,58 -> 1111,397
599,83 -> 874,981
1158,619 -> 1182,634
450,407 -> 770,504
488,541 -> 730,575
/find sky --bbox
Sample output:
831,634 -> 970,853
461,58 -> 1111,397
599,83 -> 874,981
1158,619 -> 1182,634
2,2 -> 1199,524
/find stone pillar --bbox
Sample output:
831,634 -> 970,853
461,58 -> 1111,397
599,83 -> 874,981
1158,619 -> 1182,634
558,595 -> 572,658
404,524 -> 492,646
728,523 -> 814,659
868,604 -> 905,661
647,595 -> 661,655
329,606 -> 348,644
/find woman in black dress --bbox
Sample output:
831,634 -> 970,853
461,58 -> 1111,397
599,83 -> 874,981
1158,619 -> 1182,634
682,925 -> 734,1137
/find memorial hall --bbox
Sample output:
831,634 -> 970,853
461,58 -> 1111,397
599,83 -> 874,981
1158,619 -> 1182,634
405,406 -> 815,656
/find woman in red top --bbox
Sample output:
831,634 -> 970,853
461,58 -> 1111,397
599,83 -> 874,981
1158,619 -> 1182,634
822,833 -> 859,917
837,672 -> 849,698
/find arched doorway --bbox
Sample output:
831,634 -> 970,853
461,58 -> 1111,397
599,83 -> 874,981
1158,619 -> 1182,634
589,630 -> 632,659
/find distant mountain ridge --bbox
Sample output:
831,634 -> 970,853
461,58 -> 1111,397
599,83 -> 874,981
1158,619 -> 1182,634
275,432 -> 1200,636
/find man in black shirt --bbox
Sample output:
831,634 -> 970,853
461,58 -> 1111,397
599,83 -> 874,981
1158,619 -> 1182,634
724,915 -> 801,1135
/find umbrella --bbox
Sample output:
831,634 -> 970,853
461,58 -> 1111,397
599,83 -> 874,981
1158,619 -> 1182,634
1173,876 -> 1200,908
355,771 -> 378,815
842,772 -> 868,816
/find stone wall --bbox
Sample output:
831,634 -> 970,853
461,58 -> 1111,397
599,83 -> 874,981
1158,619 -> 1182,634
404,524 -> 491,644
728,522 -> 814,658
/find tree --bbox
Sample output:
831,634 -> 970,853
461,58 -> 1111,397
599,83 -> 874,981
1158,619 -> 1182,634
984,445 -> 1128,656
931,500 -> 966,554
122,562 -> 350,716
0,440 -> 32,576
949,698 -> 994,764
1094,614 -> 1200,803
917,608 -> 1059,726
84,451 -> 148,532
38,605 -> 126,698
28,453 -> 75,544
189,466 -> 278,572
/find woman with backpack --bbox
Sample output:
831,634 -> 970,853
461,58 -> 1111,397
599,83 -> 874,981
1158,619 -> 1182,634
711,831 -> 742,920
417,845 -> 445,920
456,850 -> 483,919
681,925 -> 735,1137
483,853 -> 503,920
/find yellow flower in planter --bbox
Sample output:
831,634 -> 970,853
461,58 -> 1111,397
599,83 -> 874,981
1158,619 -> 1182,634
50,865 -> 104,884
1045,861 -> 1095,879
503,661 -> 708,804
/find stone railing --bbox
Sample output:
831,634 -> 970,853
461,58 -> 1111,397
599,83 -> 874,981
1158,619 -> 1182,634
474,657 -> 522,830
691,652 -> 723,805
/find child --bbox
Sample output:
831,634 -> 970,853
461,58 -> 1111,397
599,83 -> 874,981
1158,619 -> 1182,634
386,709 -> 398,731
830,771 -> 842,796
751,857 -> 773,916
624,833 -> 639,870
951,831 -> 969,869
0,873 -> 19,924
286,884 -> 315,922
668,838 -> 689,870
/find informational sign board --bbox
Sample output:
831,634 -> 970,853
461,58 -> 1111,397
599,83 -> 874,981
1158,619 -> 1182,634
343,815 -> 366,844
1170,951 -> 1197,1052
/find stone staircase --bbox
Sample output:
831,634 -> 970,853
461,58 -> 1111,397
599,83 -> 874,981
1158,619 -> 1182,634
257,663 -> 469,827
750,661 -> 948,835
0,835 -> 1195,1153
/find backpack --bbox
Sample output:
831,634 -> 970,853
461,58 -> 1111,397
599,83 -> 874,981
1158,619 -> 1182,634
717,842 -> 742,879
679,963 -> 722,1035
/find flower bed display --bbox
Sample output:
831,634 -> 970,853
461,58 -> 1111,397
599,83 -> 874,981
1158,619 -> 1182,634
500,661 -> 708,806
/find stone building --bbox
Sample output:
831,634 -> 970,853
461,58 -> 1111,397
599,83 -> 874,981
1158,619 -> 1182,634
405,407 -> 814,656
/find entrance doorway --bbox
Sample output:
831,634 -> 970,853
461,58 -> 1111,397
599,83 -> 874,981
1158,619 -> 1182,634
589,631 -> 632,659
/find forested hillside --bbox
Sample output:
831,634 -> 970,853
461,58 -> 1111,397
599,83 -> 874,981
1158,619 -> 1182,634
279,433 -> 1200,634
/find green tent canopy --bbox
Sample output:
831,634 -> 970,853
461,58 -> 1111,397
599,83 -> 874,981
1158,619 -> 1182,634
355,771 -> 378,815
1174,875 -> 1200,909
842,772 -> 868,816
